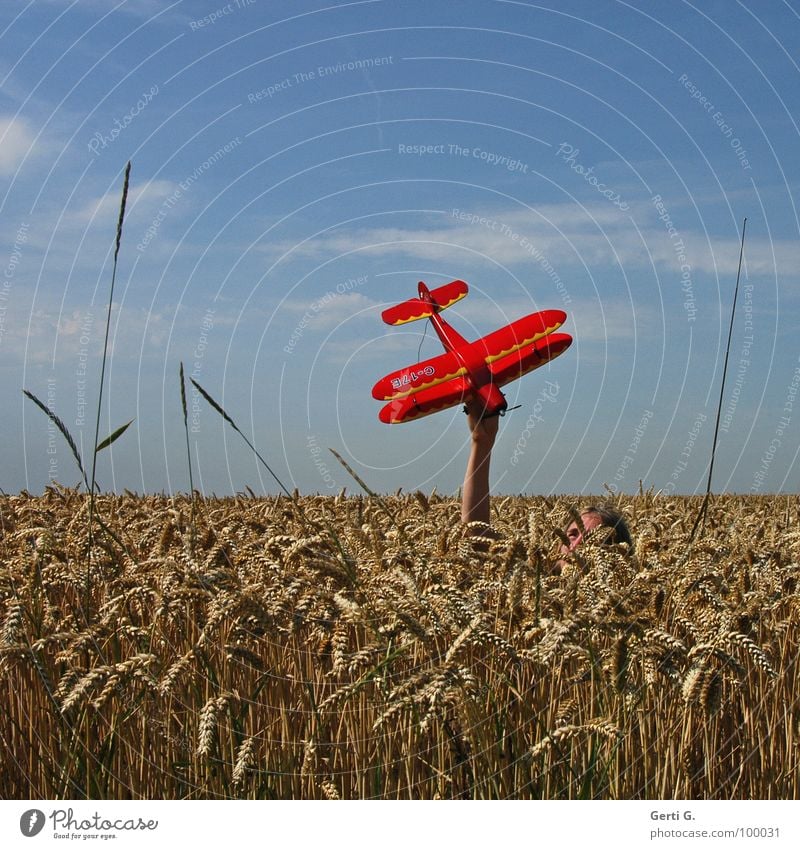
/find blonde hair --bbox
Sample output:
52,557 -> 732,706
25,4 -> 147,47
577,504 -> 633,548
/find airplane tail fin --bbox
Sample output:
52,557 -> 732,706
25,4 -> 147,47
381,279 -> 468,326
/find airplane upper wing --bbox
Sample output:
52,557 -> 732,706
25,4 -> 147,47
475,310 -> 567,364
488,332 -> 572,386
372,349 -> 466,401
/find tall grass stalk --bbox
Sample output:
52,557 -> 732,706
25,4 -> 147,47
87,161 -> 132,618
691,217 -> 747,542
179,362 -> 196,553
22,390 -> 89,490
21,390 -> 133,566
189,377 -> 292,498
329,447 -> 399,527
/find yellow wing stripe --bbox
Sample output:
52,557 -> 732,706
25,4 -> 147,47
389,308 -> 433,326
388,395 -> 465,423
436,291 -> 468,310
387,290 -> 468,326
379,366 -> 469,400
483,320 -> 563,365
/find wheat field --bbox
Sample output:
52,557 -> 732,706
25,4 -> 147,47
1,487 -> 798,799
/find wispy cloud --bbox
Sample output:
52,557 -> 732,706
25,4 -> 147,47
267,203 -> 798,282
0,116 -> 36,176
10,301 -> 176,370
282,291 -> 378,329
450,294 -> 643,344
71,178 -> 176,225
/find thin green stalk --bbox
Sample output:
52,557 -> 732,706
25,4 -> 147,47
328,447 -> 399,528
180,362 -> 196,553
21,392 -> 132,563
22,389 -> 89,490
690,217 -> 747,542
189,377 -> 293,498
87,161 -> 131,619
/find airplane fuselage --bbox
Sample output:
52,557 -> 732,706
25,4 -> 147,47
373,278 -> 570,424
418,282 -> 508,416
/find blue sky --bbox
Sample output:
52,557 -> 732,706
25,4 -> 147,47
2,0 -> 799,496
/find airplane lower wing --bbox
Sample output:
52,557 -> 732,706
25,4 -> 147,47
379,377 -> 471,424
372,349 -> 466,401
377,334 -> 572,422
488,332 -> 573,386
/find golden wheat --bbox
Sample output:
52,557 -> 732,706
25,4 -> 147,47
1,489 -> 799,799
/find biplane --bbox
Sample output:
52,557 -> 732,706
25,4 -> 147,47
372,280 -> 572,424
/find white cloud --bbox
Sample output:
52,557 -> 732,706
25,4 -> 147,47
304,292 -> 376,330
269,203 -> 798,282
279,279 -> 641,350
281,291 -> 377,327
0,116 -> 36,176
8,302 -> 175,369
71,178 -> 177,226
453,294 -> 642,343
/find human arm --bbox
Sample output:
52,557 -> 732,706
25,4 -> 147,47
461,399 -> 499,527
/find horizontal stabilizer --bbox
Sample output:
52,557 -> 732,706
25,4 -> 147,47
381,279 -> 468,326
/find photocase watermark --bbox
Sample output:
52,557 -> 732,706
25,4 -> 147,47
247,55 -> 394,102
189,0 -> 255,30
283,274 -> 368,355
750,358 -> 800,493
678,73 -> 752,170
395,142 -> 528,173
1,220 -> 28,349
190,308 -> 215,434
607,409 -> 653,493
308,433 -> 337,490
652,194 -> 695,322
555,143 -> 630,211
87,84 -> 158,155
19,810 -> 45,837
451,209 -> 572,306
136,137 -> 242,252
19,807 -> 159,836
719,283 -> 753,433
509,380 -> 559,466
74,311 -> 94,427
661,411 -> 707,495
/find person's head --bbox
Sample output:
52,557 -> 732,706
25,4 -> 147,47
560,504 -> 633,554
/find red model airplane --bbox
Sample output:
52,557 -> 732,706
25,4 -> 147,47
372,280 -> 572,423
